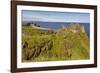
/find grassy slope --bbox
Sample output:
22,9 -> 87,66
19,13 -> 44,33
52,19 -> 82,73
22,25 -> 90,62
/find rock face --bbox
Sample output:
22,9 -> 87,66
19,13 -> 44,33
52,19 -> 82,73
61,23 -> 86,33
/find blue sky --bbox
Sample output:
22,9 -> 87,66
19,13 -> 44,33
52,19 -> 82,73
22,10 -> 90,23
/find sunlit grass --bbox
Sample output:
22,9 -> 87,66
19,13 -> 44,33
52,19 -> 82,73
22,24 -> 90,62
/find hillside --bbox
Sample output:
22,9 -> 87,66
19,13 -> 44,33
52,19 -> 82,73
31,23 -> 53,31
22,23 -> 90,62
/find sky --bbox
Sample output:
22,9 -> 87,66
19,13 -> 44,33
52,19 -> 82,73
22,10 -> 90,23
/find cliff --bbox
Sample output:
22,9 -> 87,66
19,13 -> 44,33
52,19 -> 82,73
22,23 -> 90,62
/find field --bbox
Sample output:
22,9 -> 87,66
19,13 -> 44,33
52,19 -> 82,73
22,23 -> 90,62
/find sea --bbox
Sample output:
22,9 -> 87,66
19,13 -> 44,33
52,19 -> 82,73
22,21 -> 90,37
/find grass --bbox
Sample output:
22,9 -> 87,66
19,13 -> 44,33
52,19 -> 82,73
22,24 -> 90,62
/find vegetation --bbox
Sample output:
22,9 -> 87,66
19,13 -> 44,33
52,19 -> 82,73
22,23 -> 90,62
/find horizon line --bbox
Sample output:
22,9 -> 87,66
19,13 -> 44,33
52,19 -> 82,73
22,21 -> 90,23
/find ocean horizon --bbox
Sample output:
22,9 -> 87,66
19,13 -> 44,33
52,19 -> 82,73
22,21 -> 90,37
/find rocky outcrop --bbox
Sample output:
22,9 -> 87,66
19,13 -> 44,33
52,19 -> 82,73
23,40 -> 53,61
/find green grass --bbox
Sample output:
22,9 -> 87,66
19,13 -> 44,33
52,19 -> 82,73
22,24 -> 90,62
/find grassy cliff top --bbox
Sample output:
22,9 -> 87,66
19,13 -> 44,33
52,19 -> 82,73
22,23 -> 90,62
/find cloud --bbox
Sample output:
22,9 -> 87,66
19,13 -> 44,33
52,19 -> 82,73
23,16 -> 46,22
